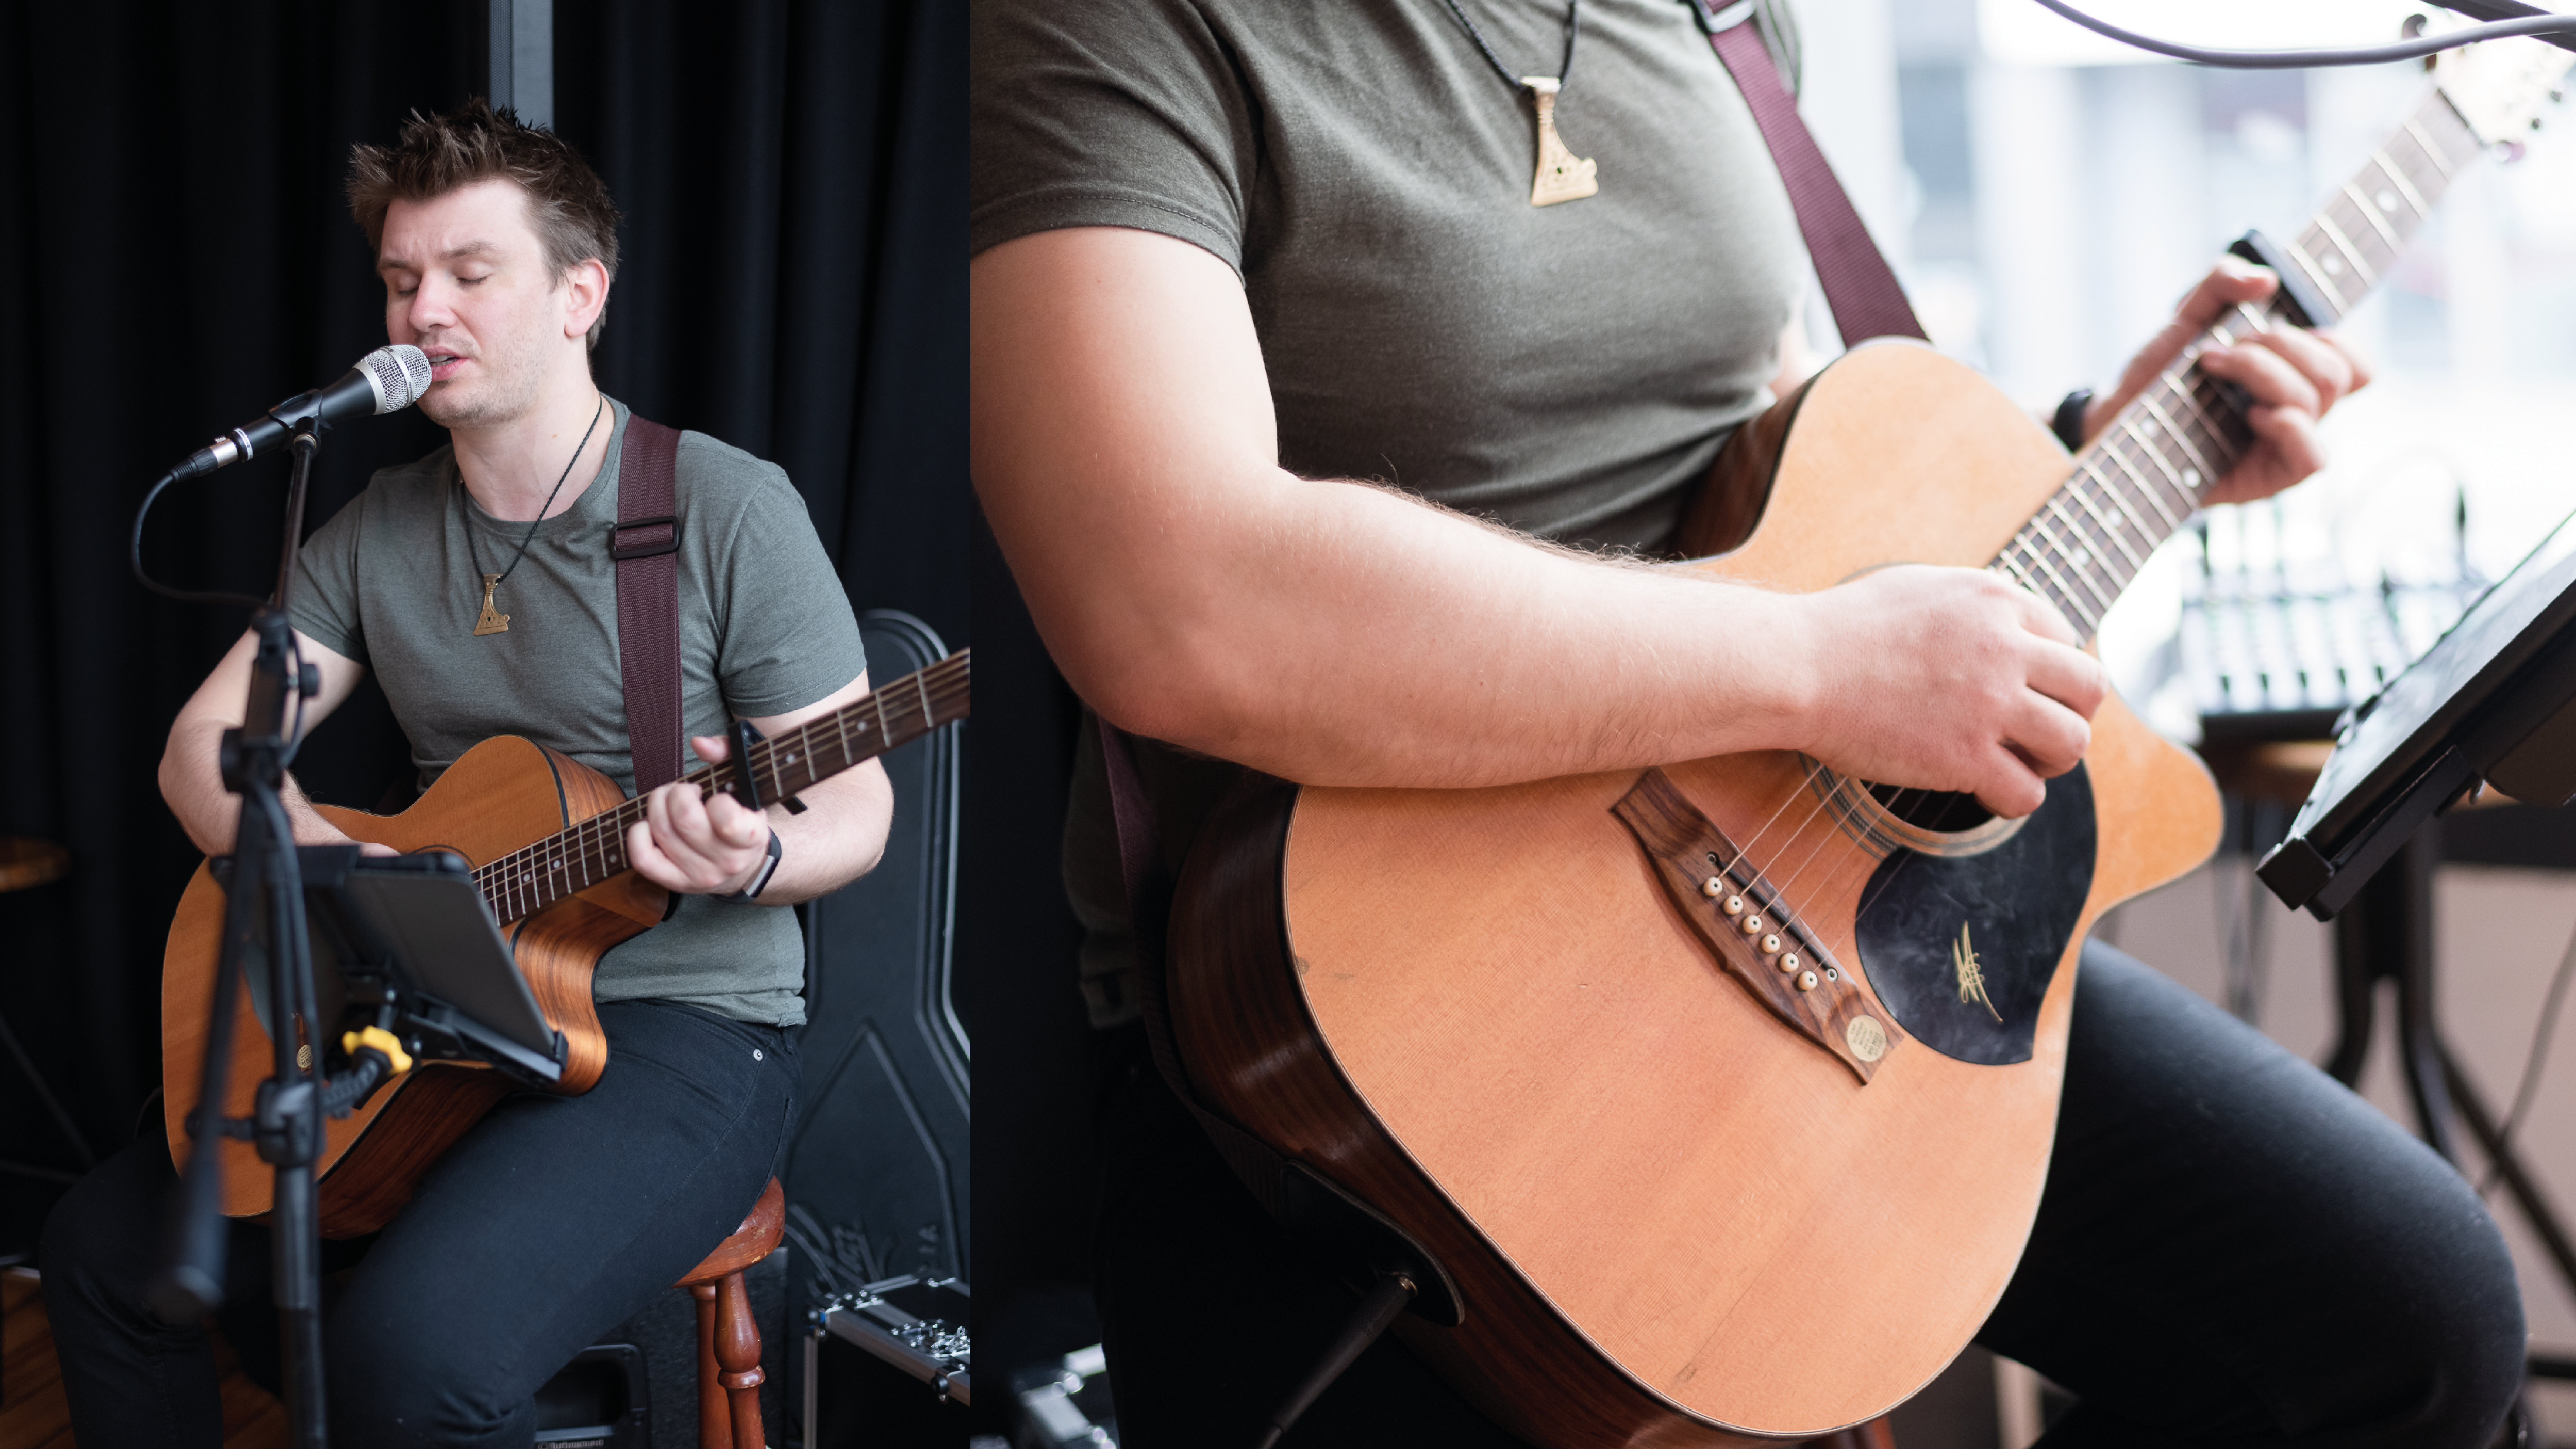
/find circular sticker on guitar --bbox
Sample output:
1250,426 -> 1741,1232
1845,1015 -> 1889,1062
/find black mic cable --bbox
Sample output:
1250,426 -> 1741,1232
2029,0 -> 2576,68
131,344 -> 434,609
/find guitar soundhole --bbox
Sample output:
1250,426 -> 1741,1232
1865,784 -> 1995,834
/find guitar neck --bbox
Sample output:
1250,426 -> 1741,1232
1992,87 -> 2485,640
474,650 -> 971,924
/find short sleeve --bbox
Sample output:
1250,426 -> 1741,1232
699,450 -> 869,719
970,0 -> 1258,272
289,491 -> 369,664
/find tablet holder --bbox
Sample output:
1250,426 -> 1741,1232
2260,506 -> 2576,917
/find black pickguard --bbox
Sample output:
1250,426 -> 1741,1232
1852,765 -> 2096,1065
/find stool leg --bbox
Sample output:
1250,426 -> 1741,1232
716,1269 -> 768,1449
693,1282 -> 732,1449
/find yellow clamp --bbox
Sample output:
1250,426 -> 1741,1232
341,1025 -> 414,1078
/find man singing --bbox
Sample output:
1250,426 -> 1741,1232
45,100 -> 891,1444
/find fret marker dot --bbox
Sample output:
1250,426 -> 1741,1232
2182,469 -> 2202,489
2322,254 -> 2343,275
2377,189 -> 2398,211
2071,547 -> 2091,569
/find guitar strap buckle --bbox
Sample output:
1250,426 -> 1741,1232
609,514 -> 680,560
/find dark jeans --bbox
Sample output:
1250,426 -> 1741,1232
1094,943 -> 2526,1447
42,998 -> 797,1448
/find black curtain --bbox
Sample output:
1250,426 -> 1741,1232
0,0 -> 965,1260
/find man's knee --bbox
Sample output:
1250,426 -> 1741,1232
327,1312 -> 534,1448
2324,1164 -> 2525,1447
40,1138 -> 177,1330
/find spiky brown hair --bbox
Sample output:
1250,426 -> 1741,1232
347,98 -> 623,348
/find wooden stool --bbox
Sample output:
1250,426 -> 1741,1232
677,1177 -> 785,1449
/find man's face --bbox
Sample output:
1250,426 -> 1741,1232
376,178 -> 572,431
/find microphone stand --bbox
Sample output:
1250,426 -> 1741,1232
150,412 -> 335,1449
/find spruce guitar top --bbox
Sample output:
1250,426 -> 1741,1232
1163,39 -> 2571,1447
161,651 -> 970,1236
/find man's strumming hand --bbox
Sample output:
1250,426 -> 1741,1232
1784,565 -> 2108,820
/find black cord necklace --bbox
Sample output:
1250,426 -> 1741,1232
1441,0 -> 1598,206
462,393 -> 608,637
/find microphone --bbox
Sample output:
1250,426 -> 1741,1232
165,345 -> 434,481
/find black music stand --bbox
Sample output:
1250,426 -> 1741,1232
217,846 -> 570,1091
2260,507 -> 2576,1387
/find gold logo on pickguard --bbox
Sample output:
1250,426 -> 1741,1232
1952,923 -> 2003,1022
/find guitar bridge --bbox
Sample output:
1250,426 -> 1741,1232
1612,768 -> 1901,1083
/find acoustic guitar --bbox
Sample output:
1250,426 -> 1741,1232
1164,39 -> 2573,1447
162,650 -> 971,1236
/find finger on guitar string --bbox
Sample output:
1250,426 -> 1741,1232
1789,566 -> 2103,819
627,774 -> 770,895
2197,327 -> 2367,507
2079,254 -> 2281,445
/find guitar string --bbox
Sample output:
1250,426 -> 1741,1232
486,670 -> 972,915
474,663 -> 970,919
1704,290 -> 2296,957
1757,321 -> 2287,941
483,670 -> 970,915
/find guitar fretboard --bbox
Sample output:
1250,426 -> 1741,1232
1990,89 -> 2484,639
473,651 -> 971,925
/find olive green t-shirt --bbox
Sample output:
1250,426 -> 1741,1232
289,398 -> 868,1027
972,0 -> 1810,1025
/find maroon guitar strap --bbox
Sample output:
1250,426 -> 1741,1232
1702,3 -> 1927,347
611,415 -> 686,795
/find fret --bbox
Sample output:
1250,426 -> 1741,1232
2083,455 -> 2175,535
2027,511 -> 2117,616
2112,422 -> 2199,519
2100,449 -> 2184,535
2157,374 -> 2232,472
2134,390 -> 2214,483
2041,493 -> 2126,587
2006,546 -> 2087,631
2279,235 -> 2352,319
2230,301 -> 2277,336
2062,476 -> 2148,573
2402,116 -> 2456,180
2010,536 -> 2099,629
2339,183 -> 2403,252
457,656 -> 969,925
1994,548 -> 2043,596
2370,147 -> 2432,222
2310,213 -> 2376,288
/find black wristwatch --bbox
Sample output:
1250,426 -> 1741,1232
716,829 -> 783,903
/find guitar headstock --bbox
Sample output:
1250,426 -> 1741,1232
2434,29 -> 2576,147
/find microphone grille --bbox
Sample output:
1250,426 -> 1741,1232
357,345 -> 434,414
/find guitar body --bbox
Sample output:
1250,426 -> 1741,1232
1167,342 -> 2223,1444
161,735 -> 667,1236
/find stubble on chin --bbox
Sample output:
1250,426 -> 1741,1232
418,369 -> 538,432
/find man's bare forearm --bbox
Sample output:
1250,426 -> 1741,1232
160,714 -> 356,857
160,629 -> 373,856
998,463 -> 1820,789
975,227 -> 2111,816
